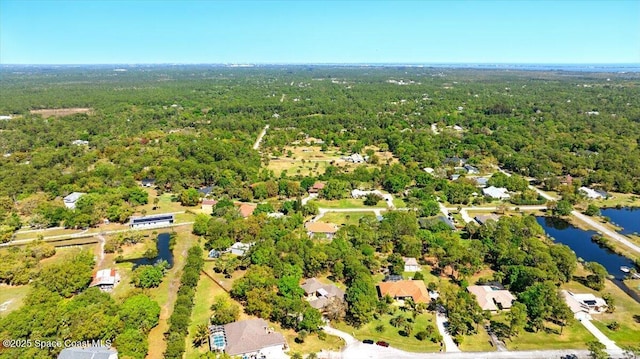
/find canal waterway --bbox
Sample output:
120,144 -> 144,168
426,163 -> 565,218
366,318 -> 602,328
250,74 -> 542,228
600,207 -> 640,236
535,216 -> 635,280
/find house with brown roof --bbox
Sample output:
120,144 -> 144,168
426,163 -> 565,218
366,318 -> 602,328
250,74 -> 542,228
300,278 -> 345,310
208,319 -> 287,357
377,280 -> 430,303
308,181 -> 325,194
237,203 -> 257,218
467,285 -> 515,312
305,221 -> 339,239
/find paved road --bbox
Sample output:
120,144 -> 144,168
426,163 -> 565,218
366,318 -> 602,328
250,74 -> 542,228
444,205 -> 548,212
571,210 -> 640,254
252,124 -> 269,150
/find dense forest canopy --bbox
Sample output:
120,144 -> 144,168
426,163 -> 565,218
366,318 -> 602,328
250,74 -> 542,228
1,65 -> 639,203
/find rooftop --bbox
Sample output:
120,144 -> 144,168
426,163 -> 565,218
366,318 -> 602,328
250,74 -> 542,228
305,221 -> 339,234
467,285 -> 515,311
377,280 -> 430,303
222,319 -> 286,356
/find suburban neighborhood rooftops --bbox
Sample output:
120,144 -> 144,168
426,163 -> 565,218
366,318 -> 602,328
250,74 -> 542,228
57,346 -> 118,359
305,221 -> 339,234
467,285 -> 515,311
403,257 -> 419,266
377,280 -> 430,303
202,199 -> 218,206
222,319 -> 286,356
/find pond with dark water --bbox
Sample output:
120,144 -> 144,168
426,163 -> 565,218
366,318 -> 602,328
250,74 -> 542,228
535,216 -> 635,280
600,207 -> 640,235
126,232 -> 174,269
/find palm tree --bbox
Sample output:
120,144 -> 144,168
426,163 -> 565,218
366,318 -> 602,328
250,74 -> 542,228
192,323 -> 209,347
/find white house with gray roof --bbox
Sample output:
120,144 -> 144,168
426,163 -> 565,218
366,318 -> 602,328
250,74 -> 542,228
58,347 -> 118,359
63,192 -> 86,209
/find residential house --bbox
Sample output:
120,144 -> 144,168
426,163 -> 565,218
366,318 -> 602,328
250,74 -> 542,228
71,140 -> 89,146
403,257 -> 421,272
464,164 -> 479,174
267,212 -> 285,219
141,178 -> 155,188
579,187 -> 605,200
482,186 -> 510,200
474,214 -> 501,225
308,181 -> 325,194
0,115 -> 12,120
383,274 -> 404,282
208,319 -> 287,357
450,174 -> 461,181
129,214 -> 174,229
208,249 -> 221,258
559,175 -> 573,186
201,199 -> 218,214
443,157 -> 466,167
305,222 -> 339,239
418,216 -> 456,230
90,268 -> 121,292
343,153 -> 367,163
63,192 -> 86,209
238,203 -> 256,218
475,177 -> 489,188
561,290 -> 608,320
229,242 -> 253,256
351,189 -> 393,205
197,186 -> 213,197
423,167 -> 435,174
467,285 -> 515,312
377,280 -> 431,303
300,278 -> 345,310
58,347 -> 118,359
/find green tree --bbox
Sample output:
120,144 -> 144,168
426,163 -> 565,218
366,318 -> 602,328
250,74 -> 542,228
587,340 -> 608,359
180,188 -> 201,206
115,328 -> 149,359
506,301 -> 527,336
554,200 -> 573,216
119,294 -> 161,333
131,264 -> 165,288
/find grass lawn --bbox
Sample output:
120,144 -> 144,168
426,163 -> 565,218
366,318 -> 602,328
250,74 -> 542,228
625,279 -> 640,297
334,311 -> 441,352
312,198 -> 387,209
594,192 -> 640,208
0,284 -> 30,316
393,198 -> 406,208
267,159 -> 330,177
458,326 -> 495,352
184,273 -> 230,359
321,211 -> 377,226
491,313 -> 594,350
270,322 -> 344,356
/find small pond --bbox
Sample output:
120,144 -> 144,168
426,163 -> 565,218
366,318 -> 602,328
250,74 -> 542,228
127,232 -> 174,269
536,216 -> 635,280
600,207 -> 640,235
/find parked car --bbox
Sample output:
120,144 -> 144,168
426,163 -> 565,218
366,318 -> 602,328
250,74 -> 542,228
376,341 -> 389,347
363,339 -> 374,344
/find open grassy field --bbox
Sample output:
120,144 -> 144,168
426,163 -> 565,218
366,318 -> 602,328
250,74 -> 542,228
311,198 -> 387,209
0,284 -> 30,317
593,192 -> 640,208
321,211 -> 378,226
184,273 -> 231,359
334,311 -> 441,352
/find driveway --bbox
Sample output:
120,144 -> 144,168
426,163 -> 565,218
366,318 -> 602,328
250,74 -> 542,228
435,312 -> 460,352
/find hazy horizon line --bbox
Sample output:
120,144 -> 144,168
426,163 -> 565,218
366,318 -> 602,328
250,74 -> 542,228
2,62 -> 640,66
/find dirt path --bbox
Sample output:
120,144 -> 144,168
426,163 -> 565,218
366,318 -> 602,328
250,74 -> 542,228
145,246 -> 189,359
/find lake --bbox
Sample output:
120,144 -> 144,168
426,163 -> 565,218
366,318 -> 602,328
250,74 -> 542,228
535,216 -> 635,280
129,232 -> 174,269
600,207 -> 640,235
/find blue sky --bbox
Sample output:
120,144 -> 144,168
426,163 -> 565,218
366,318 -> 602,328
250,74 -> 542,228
1,0 -> 639,64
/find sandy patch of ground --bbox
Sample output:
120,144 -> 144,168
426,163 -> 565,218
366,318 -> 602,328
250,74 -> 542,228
30,108 -> 92,118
